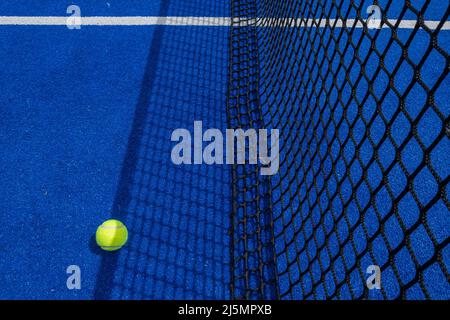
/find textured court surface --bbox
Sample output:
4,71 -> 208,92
0,1 -> 231,299
0,1 -> 448,300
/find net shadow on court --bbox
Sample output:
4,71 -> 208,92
94,1 -> 231,299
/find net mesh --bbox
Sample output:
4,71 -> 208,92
228,0 -> 449,299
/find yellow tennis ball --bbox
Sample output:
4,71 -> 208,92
96,219 -> 128,251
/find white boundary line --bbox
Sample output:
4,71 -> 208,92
0,16 -> 231,26
0,16 -> 448,30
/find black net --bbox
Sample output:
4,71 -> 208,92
228,0 -> 449,299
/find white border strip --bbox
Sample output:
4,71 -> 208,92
0,16 -> 231,26
253,18 -> 450,30
0,16 -> 448,30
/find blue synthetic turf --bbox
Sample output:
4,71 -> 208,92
0,0 -> 448,300
0,1 -> 230,299
0,0 -> 229,17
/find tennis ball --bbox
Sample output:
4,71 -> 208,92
96,219 -> 128,251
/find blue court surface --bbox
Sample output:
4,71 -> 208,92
0,1 -> 448,300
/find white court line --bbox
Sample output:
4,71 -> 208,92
0,16 -> 231,26
0,16 -> 448,30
